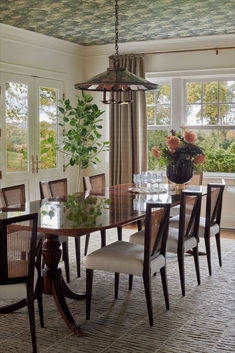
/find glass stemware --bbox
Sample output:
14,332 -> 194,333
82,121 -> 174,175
155,172 -> 163,192
140,171 -> 148,191
133,173 -> 140,191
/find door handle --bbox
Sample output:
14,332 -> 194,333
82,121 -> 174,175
31,155 -> 35,173
36,155 -> 39,173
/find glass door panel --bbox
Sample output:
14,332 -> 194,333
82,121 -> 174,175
5,82 -> 29,172
39,86 -> 58,170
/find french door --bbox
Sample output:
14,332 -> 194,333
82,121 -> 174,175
0,73 -> 64,200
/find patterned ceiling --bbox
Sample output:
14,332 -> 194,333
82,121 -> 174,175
0,0 -> 234,46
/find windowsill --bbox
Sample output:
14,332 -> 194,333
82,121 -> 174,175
203,172 -> 235,179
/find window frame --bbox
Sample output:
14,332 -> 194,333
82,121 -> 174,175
146,73 -> 235,178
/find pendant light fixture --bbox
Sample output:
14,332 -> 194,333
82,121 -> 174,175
74,0 -> 158,104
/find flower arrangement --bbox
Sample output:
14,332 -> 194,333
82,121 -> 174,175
152,129 -> 206,167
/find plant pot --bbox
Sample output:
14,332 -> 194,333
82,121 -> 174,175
166,161 -> 193,184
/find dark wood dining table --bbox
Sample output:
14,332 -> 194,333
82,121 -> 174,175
0,183 -> 206,336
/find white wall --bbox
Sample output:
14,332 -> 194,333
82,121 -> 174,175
0,24 -> 234,227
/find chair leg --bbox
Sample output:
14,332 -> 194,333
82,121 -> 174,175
27,291 -> 37,353
143,271 -> 153,326
75,237 -> 81,278
160,267 -> 169,310
100,229 -> 106,247
36,276 -> 44,328
62,241 -> 70,283
177,251 -> 185,296
129,274 -> 133,291
193,246 -> 200,285
84,234 -> 90,256
204,236 -> 212,276
215,233 -> 222,267
117,226 -> 122,241
137,219 -> 142,231
86,269 -> 93,320
115,272 -> 119,299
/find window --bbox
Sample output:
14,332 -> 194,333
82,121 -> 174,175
146,82 -> 171,170
146,76 -> 235,174
185,79 -> 235,173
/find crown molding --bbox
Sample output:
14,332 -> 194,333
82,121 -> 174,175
83,33 -> 235,57
0,23 -> 83,57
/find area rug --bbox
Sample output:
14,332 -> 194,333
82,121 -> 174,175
0,229 -> 234,353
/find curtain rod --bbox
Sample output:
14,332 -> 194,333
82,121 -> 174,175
140,46 -> 235,56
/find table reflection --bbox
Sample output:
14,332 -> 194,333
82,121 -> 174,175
40,195 -> 111,230
133,193 -> 172,211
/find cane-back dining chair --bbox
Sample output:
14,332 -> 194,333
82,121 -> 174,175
169,172 -> 203,217
86,202 -> 171,326
83,173 -> 142,255
0,212 -> 44,353
130,190 -> 202,296
39,178 -> 82,280
168,190 -> 202,296
169,180 -> 225,276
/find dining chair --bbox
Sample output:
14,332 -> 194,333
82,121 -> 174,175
130,190 -> 202,296
83,173 -> 142,255
169,180 -> 225,276
39,178 -> 81,280
86,202 -> 171,326
170,171 -> 203,217
0,212 -> 44,353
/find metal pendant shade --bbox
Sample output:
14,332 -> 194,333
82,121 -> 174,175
74,0 -> 158,104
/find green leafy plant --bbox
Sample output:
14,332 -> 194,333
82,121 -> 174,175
58,91 -> 110,171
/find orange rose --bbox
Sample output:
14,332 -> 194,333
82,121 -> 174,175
194,154 -> 206,165
184,130 -> 197,143
152,147 -> 161,159
166,136 -> 180,150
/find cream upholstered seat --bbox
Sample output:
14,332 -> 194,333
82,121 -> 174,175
0,213 -> 44,353
86,241 -> 165,276
169,215 -> 220,238
169,180 -> 225,276
86,202 -> 171,327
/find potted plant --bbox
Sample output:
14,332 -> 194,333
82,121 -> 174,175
58,91 -> 110,189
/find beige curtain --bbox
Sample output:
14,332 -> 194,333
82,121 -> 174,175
109,54 -> 147,185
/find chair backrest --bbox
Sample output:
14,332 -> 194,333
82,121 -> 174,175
39,179 -> 67,199
0,213 -> 38,286
83,173 -> 105,194
0,184 -> 25,207
178,190 -> 202,249
143,203 -> 171,271
187,172 -> 203,186
206,180 -> 225,228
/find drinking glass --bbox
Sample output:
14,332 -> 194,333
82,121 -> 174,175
155,172 -> 163,192
140,171 -> 148,191
133,173 -> 140,191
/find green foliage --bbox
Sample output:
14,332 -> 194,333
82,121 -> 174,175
58,91 -> 110,170
40,121 -> 57,169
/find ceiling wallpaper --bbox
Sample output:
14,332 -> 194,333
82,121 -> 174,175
0,0 -> 234,46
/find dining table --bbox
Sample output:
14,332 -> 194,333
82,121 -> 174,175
0,183 -> 206,336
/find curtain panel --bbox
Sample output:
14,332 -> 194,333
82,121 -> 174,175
109,54 -> 147,185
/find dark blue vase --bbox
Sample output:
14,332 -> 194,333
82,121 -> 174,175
166,161 -> 193,184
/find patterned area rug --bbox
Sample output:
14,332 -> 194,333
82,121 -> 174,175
0,229 -> 235,353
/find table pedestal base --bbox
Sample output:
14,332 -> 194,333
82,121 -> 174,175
42,234 -> 86,335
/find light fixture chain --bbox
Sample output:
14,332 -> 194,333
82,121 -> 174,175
114,0 -> 119,57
